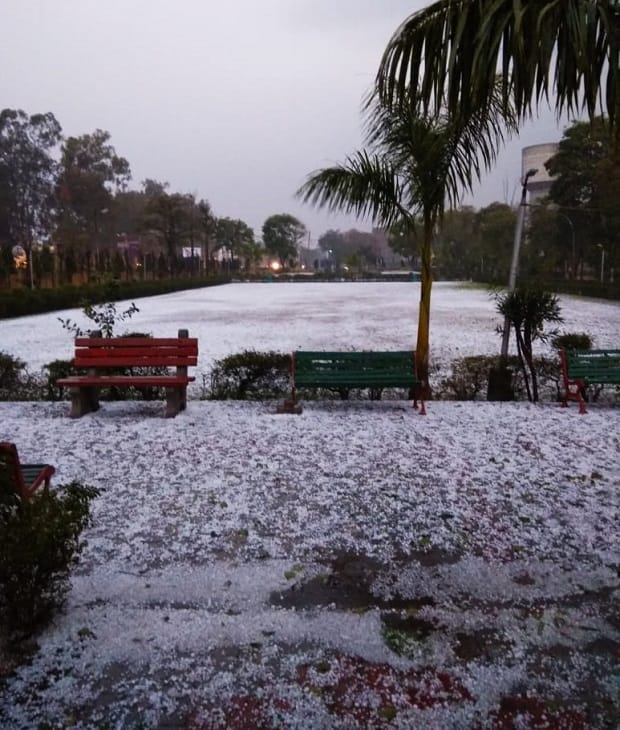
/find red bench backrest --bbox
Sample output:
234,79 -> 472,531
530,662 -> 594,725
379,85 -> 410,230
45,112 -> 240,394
73,336 -> 199,369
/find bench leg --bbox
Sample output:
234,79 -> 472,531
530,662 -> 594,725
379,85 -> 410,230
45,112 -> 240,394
68,386 -> 99,418
165,386 -> 182,418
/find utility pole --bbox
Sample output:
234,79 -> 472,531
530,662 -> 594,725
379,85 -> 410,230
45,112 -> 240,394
500,168 -> 538,359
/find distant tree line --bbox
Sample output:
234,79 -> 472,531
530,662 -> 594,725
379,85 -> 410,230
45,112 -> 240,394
1,108 -> 617,291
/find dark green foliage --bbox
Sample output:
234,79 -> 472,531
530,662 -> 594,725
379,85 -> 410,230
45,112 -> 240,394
496,287 -> 563,402
0,276 -> 230,320
440,354 -> 562,402
440,356 -> 515,400
0,351 -> 44,401
551,332 -> 593,351
43,359 -> 75,400
0,350 -> 26,394
209,350 -> 290,400
0,479 -> 100,633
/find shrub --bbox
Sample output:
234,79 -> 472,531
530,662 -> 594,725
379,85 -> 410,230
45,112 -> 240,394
439,354 -> 561,402
0,351 -> 26,395
209,350 -> 291,399
43,359 -> 75,401
439,355 -> 512,400
551,332 -> 594,351
0,479 -> 99,634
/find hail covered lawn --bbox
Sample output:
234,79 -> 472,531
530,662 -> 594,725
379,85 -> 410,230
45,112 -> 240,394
0,282 -> 618,728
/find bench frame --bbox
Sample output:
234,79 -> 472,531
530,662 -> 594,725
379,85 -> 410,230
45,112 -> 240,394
290,350 -> 425,414
56,328 -> 198,418
559,348 -> 620,414
0,442 -> 55,501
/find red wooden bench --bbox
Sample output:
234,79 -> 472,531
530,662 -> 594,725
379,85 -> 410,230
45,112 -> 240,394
0,442 -> 55,501
56,328 -> 198,418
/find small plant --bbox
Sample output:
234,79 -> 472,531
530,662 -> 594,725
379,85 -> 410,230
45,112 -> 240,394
495,287 -> 563,402
59,300 -> 139,338
551,332 -> 593,351
0,478 -> 100,633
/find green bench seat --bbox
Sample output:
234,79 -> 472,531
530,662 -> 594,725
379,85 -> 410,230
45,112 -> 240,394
560,348 -> 620,414
291,350 -> 425,413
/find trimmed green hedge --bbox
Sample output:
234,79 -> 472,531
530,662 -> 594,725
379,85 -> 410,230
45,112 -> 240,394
0,276 -> 230,319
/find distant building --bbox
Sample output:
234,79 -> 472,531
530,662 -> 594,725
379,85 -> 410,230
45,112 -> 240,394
522,143 -> 559,203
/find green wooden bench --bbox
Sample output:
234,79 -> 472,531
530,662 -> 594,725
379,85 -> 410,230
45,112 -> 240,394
0,442 -> 55,501
56,328 -> 198,418
290,350 -> 425,413
559,348 -> 620,414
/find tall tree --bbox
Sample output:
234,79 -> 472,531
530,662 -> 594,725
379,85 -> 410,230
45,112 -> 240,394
298,85 -> 516,387
0,109 -> 62,287
545,116 -> 619,276
55,130 -> 130,276
376,1 -> 619,142
143,191 -> 193,275
262,214 -> 306,267
215,218 -> 254,270
196,198 -> 217,273
474,203 -> 517,282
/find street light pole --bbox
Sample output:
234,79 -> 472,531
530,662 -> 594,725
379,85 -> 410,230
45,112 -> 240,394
500,168 -> 538,358
555,212 -> 575,279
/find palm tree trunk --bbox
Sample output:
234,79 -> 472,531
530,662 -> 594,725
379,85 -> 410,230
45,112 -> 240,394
415,221 -> 433,395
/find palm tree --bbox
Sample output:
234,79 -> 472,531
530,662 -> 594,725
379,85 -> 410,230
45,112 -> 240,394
297,85 -> 517,388
376,0 -> 618,142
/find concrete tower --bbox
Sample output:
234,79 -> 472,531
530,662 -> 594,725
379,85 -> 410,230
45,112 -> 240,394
522,143 -> 559,203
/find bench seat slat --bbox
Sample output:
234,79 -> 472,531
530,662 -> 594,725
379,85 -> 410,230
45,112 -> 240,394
57,375 -> 195,387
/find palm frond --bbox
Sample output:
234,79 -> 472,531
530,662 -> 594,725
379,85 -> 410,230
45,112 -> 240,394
296,152 -> 411,228
376,0 -> 618,138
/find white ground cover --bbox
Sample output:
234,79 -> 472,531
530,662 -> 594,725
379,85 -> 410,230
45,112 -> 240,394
0,282 -> 618,728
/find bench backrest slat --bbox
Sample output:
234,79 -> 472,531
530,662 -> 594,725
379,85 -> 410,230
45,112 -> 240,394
73,336 -> 198,369
74,355 -> 198,368
75,337 -> 197,349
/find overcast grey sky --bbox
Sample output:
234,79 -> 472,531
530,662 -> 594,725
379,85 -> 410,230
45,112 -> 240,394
2,0 -> 571,244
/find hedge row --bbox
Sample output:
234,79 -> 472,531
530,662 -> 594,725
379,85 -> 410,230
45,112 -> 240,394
0,276 -> 231,319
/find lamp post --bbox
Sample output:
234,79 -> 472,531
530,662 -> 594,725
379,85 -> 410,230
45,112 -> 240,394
555,211 -> 575,279
500,168 -> 538,358
597,244 -> 605,283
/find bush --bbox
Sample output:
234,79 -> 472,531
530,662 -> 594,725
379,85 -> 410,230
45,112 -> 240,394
43,359 -> 75,401
551,332 -> 594,351
0,479 -> 99,634
209,350 -> 291,399
0,351 -> 26,395
439,355 -> 511,400
439,354 -> 562,402
0,351 -> 48,402
0,276 -> 230,319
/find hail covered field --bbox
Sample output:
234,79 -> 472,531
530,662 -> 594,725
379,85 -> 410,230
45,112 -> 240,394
0,281 -> 618,728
